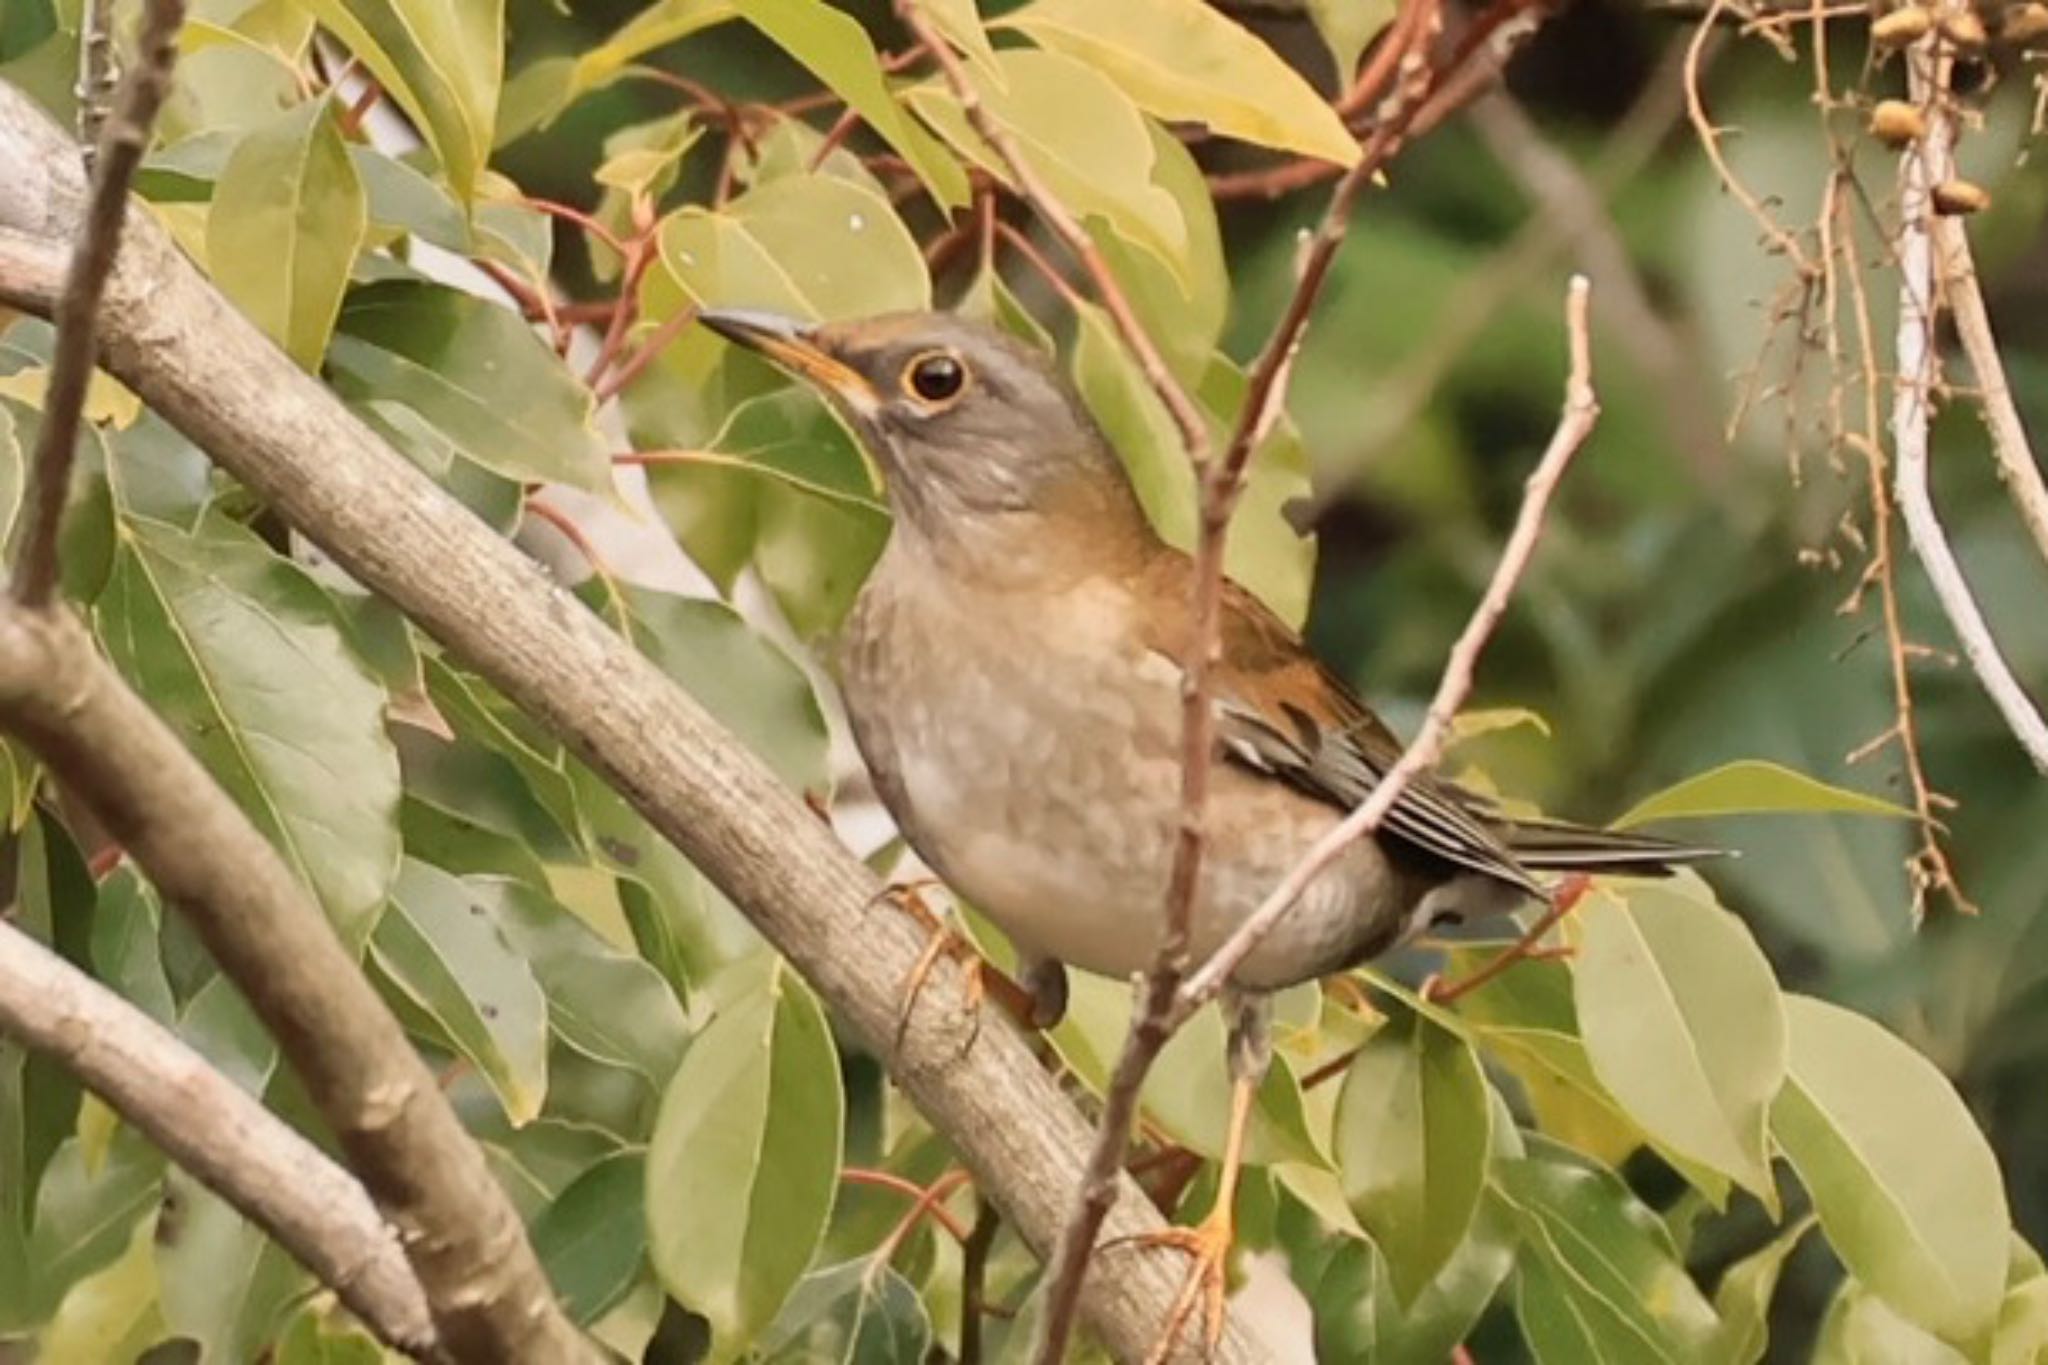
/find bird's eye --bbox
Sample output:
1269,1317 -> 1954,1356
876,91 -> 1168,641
904,351 -> 967,406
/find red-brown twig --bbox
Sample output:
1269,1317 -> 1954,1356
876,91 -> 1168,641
592,303 -> 696,404
1426,872 -> 1592,1004
1180,276 -> 1599,1013
10,0 -> 183,607
841,1167 -> 975,1245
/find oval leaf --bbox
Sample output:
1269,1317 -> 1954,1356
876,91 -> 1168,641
1574,877 -> 1785,1206
1000,0 -> 1359,166
373,859 -> 549,1124
1771,994 -> 2008,1345
1332,1006 -> 1492,1304
647,958 -> 843,1360
1615,759 -> 1912,828
95,514 -> 401,945
533,1153 -> 647,1325
206,99 -> 365,370
327,280 -> 611,491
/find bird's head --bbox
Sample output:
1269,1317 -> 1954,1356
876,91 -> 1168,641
698,308 -> 1143,553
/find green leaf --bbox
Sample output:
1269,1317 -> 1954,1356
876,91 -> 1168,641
89,870 -> 175,1029
905,49 -> 1192,283
327,280 -> 611,491
1573,877 -> 1785,1206
1307,0 -> 1398,75
27,1132 -> 165,1324
206,99 -> 364,370
1614,759 -> 1912,828
759,1257 -> 933,1363
350,145 -> 469,252
1771,994 -> 2009,1345
274,1306 -> 388,1364
95,513 -> 401,946
730,0 -> 968,210
922,0 -> 1000,83
475,877 -> 689,1087
589,584 -> 831,796
293,0 -> 501,200
659,173 -> 931,322
571,0 -> 735,96
155,1171 -> 306,1363
1713,1218 -> 1813,1365
34,1208 -> 163,1365
373,859 -> 549,1124
1312,1198 -> 1515,1364
999,0 -> 1359,166
177,973 -> 279,1099
1333,1006 -> 1492,1303
1499,1146 -> 1723,1363
646,958 -> 843,1361
534,1152 -> 647,1325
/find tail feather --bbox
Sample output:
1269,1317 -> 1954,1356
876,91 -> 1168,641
1496,815 -> 1727,876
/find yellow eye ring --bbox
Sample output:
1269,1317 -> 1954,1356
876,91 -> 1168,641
902,350 -> 969,407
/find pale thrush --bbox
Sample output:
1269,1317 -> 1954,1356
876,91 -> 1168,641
699,306 -> 1720,1352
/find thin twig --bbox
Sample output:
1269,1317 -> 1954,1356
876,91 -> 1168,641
10,0 -> 184,608
1181,275 -> 1599,1012
0,921 -> 436,1356
960,1195 -> 1002,1365
74,0 -> 117,168
840,1167 -> 975,1244
1891,35 -> 2048,773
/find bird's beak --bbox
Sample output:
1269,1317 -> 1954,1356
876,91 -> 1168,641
697,309 -> 880,417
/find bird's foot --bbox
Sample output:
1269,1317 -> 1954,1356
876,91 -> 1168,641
874,883 -> 1064,1054
1116,1205 -> 1236,1364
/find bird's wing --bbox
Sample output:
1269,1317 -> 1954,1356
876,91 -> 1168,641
1135,556 -> 1543,896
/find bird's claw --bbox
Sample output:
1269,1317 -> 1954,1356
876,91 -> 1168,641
873,881 -> 985,1055
1115,1210 -> 1235,1363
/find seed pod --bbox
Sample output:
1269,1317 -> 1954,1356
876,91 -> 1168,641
1932,178 -> 1992,214
1939,7 -> 1989,48
2000,1 -> 2048,45
1872,4 -> 1935,45
1870,99 -> 1927,145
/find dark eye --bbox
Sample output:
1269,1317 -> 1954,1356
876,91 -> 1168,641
905,352 -> 966,404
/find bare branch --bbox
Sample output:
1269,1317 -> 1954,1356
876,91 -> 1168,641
11,0 -> 183,608
0,82 -> 1256,1365
74,0 -> 118,166
0,609 -> 601,1364
1181,274 -> 1600,1012
0,919 -> 436,1357
1931,220 -> 2048,570
1891,37 -> 2048,773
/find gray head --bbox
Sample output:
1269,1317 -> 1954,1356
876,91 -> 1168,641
698,308 -> 1141,544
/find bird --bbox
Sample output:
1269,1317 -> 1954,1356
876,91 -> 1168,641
697,306 -> 1721,1353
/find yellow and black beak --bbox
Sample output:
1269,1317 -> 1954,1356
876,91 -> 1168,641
697,309 -> 881,417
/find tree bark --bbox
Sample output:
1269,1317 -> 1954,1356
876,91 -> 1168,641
0,79 -> 1262,1364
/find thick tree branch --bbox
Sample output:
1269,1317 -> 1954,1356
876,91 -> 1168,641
0,80 -> 1257,1365
10,0 -> 181,608
0,609 -> 598,1364
0,918 -> 435,1356
1892,39 -> 2048,773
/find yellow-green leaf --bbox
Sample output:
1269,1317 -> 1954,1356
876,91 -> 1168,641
295,0 -> 502,200
1000,0 -> 1359,166
1615,759 -> 1912,828
1771,994 -> 2009,1346
572,0 -> 735,96
1574,877 -> 1785,1207
207,99 -> 365,370
730,0 -> 969,209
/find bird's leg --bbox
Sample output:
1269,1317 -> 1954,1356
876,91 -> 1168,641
875,881 -> 1067,1052
1123,992 -> 1269,1363
1426,871 -> 1594,1005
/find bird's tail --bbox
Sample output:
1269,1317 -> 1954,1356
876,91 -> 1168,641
1496,815 -> 1727,876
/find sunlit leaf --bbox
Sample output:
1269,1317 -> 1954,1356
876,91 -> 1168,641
1713,1218 -> 1814,1365
1307,0 -> 1399,75
373,859 -> 549,1124
730,0 -> 968,209
1574,877 -> 1785,1206
327,280 -> 611,492
1772,994 -> 2008,1345
647,958 -> 843,1361
1000,0 -> 1359,165
1615,759 -> 1912,828
207,98 -> 364,369
294,0 -> 501,200
571,0 -> 735,95
1333,1006 -> 1492,1302
95,513 -> 402,946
